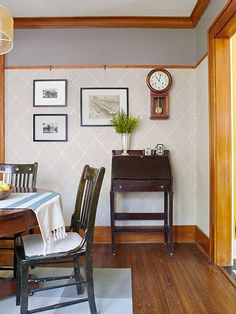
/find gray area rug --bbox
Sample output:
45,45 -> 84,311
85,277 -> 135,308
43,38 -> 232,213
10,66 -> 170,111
0,267 -> 132,314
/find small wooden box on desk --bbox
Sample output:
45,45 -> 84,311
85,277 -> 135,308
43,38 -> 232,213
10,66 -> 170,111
110,150 -> 174,255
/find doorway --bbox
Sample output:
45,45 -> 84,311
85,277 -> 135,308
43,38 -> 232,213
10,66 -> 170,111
208,0 -> 236,265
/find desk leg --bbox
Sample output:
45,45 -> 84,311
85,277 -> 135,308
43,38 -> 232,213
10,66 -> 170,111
164,192 -> 168,244
169,191 -> 174,255
110,191 -> 116,255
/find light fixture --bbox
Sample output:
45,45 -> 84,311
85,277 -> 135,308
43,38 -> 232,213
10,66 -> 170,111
0,4 -> 13,55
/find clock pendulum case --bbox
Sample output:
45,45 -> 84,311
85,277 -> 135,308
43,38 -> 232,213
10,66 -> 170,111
146,68 -> 172,119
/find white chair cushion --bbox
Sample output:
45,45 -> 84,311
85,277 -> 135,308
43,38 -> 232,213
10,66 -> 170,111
22,232 -> 84,257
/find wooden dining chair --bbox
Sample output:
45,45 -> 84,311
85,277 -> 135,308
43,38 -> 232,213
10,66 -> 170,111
15,165 -> 105,314
0,162 -> 38,276
0,162 -> 38,188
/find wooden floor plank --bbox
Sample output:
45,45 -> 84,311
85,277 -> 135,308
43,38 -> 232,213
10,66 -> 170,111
93,243 -> 236,314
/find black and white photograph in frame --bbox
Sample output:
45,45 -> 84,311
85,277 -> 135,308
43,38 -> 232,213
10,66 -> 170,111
80,88 -> 129,126
33,79 -> 68,107
33,114 -> 68,142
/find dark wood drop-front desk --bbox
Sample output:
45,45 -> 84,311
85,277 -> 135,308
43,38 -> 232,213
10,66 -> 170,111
110,150 -> 174,255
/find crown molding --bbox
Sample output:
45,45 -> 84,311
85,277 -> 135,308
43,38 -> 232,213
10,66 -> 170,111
14,16 -> 192,29
191,0 -> 210,27
14,0 -> 209,29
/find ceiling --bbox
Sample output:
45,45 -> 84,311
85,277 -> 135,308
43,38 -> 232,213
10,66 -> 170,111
1,0 -> 198,18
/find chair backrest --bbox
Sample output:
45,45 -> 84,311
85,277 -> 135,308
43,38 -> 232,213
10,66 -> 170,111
0,162 -> 38,188
71,165 -> 105,250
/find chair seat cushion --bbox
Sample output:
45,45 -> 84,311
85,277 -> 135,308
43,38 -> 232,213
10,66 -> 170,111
22,232 -> 84,257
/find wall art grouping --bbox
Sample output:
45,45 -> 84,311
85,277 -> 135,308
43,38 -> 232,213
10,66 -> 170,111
32,81 -> 129,141
33,79 -> 68,142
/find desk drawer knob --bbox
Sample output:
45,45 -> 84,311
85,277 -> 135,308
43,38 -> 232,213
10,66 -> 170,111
119,185 -> 123,189
160,185 -> 164,189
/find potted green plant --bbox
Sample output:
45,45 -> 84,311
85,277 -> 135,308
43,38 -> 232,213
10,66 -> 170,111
110,110 -> 140,155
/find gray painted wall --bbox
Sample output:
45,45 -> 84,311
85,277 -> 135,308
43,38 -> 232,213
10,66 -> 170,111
194,0 -> 228,62
5,1 -> 228,66
6,28 -> 195,66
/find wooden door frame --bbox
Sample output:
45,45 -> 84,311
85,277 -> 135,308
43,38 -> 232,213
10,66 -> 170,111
208,0 -> 236,265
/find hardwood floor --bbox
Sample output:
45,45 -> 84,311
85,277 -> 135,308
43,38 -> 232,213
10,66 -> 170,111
0,242 -> 235,312
93,243 -> 236,314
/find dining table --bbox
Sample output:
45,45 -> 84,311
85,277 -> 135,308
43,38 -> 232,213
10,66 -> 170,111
0,188 -> 66,298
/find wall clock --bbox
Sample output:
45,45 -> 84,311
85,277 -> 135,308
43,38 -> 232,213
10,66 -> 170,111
146,68 -> 172,119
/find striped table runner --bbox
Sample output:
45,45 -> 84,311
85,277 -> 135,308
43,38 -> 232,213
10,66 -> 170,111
0,192 -> 66,254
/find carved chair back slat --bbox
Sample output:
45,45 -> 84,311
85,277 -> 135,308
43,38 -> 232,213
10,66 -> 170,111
71,165 -> 105,246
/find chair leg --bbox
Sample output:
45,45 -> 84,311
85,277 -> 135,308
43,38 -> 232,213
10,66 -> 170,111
13,245 -> 18,278
73,256 -> 85,295
20,263 -> 29,314
86,255 -> 97,314
14,233 -> 21,278
16,258 -> 21,306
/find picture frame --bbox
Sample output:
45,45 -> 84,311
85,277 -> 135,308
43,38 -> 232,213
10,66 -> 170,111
33,114 -> 68,142
33,79 -> 68,107
80,87 -> 129,126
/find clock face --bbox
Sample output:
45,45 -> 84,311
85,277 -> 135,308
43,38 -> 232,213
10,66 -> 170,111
147,68 -> 172,92
149,71 -> 170,91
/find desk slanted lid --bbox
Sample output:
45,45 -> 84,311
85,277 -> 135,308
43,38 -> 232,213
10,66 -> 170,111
112,150 -> 172,180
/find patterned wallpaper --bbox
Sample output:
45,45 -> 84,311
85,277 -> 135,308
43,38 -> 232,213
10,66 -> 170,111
196,58 -> 209,236
5,68 -> 197,226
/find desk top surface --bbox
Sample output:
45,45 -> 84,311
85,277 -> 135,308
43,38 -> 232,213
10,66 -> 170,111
112,150 -> 172,180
